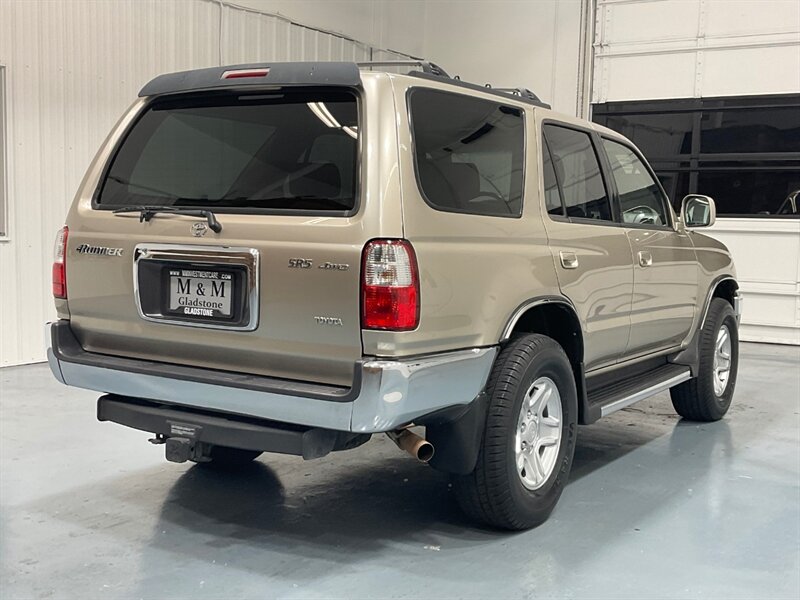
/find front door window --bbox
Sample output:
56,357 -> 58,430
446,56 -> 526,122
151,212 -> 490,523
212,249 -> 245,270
602,138 -> 669,227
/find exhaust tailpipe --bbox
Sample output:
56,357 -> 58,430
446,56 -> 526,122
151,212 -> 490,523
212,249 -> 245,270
387,429 -> 434,463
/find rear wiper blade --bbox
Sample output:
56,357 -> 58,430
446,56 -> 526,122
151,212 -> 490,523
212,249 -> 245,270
113,205 -> 222,233
112,205 -> 180,216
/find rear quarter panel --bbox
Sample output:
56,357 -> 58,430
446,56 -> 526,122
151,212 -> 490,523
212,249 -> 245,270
361,77 -> 561,357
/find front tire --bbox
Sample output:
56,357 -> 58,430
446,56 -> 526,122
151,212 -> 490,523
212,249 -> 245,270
671,298 -> 739,421
453,334 -> 578,530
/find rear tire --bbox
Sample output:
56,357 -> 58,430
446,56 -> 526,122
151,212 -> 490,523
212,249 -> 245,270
453,334 -> 578,530
196,445 -> 262,468
670,298 -> 738,421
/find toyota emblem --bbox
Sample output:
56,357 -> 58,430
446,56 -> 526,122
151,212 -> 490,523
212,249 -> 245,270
191,222 -> 208,237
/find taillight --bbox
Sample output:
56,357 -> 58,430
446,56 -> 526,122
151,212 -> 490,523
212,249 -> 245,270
52,226 -> 68,299
361,239 -> 419,331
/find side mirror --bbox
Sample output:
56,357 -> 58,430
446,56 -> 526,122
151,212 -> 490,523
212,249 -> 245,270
681,194 -> 716,228
778,189 -> 799,215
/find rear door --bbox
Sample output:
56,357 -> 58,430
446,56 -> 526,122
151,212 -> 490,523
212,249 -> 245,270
64,85 -> 387,387
600,137 -> 697,355
540,122 -> 634,371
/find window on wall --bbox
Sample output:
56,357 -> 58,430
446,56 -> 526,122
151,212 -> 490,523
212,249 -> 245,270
593,95 -> 800,217
603,112 -> 693,158
700,107 -> 800,154
0,65 -> 6,237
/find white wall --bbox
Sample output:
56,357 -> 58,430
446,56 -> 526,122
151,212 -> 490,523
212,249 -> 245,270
420,0 -> 585,114
593,0 -> 800,102
0,0 -> 419,367
250,0 -> 586,113
233,0 -> 427,58
593,0 -> 800,345
240,0 -> 587,114
705,219 -> 800,345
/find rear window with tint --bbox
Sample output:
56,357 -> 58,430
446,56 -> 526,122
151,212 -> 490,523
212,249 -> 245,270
97,90 -> 358,213
408,88 -> 525,217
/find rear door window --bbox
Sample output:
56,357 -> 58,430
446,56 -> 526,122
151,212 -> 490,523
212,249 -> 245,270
96,90 -> 358,214
542,138 -> 565,216
543,124 -> 613,222
408,88 -> 525,217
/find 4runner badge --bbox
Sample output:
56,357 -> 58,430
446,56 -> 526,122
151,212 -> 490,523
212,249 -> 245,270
191,222 -> 208,237
75,243 -> 123,256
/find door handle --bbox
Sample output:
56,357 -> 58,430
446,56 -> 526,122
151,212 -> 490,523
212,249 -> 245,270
559,251 -> 579,269
638,250 -> 653,267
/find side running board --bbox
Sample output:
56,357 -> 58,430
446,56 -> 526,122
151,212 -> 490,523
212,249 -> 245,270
587,363 -> 692,419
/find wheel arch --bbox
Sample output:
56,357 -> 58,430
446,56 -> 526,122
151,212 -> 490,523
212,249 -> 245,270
671,274 -> 740,380
701,275 -> 740,328
501,297 -> 588,424
502,297 -> 583,362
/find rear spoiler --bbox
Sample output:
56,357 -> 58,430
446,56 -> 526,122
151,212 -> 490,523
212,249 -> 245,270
138,62 -> 361,97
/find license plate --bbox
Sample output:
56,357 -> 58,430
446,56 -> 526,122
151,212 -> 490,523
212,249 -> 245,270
168,269 -> 233,319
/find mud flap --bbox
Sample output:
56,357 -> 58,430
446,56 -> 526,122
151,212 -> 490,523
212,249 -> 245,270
423,392 -> 489,475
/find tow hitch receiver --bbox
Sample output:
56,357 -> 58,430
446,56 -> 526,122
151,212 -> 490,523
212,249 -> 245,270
165,437 -> 193,463
150,434 -> 210,463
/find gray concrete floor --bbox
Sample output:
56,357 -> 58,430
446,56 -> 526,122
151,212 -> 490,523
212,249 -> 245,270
1,343 -> 799,599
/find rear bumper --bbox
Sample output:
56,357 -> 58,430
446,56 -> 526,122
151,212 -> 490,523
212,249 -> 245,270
97,395 -> 348,459
47,321 -> 497,433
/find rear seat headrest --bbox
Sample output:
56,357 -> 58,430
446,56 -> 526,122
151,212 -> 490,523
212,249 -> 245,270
285,163 -> 341,199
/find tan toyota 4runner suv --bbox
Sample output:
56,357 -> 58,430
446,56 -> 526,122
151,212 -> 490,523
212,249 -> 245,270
47,61 -> 741,530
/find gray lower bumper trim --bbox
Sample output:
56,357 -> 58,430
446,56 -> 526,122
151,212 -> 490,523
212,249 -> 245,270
47,322 -> 497,433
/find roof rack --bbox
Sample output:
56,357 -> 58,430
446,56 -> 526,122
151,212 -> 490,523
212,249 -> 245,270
492,87 -> 547,106
358,60 -> 551,109
357,60 -> 450,78
407,71 -> 551,110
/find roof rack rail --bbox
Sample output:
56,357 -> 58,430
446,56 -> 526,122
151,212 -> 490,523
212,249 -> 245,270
492,87 -> 547,105
357,60 -> 450,78
358,62 -> 551,109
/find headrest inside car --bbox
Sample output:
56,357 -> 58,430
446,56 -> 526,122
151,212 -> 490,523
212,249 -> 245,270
285,163 -> 341,199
